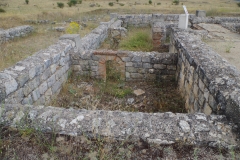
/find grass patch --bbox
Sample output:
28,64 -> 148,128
119,27 -> 153,51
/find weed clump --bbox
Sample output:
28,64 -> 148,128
66,22 -> 79,34
237,2 -> 240,7
119,28 -> 153,51
25,0 -> 29,4
109,2 -> 114,6
149,0 -> 152,5
173,0 -> 179,5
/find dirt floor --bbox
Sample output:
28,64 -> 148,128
200,23 -> 240,71
51,74 -> 186,113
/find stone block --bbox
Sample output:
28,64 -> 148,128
41,68 -> 51,81
52,81 -> 62,94
0,73 -> 18,96
126,67 -> 137,73
131,56 -> 141,62
153,64 -> 166,69
22,95 -> 33,105
121,57 -> 131,62
126,62 -> 133,67
47,75 -> 56,87
203,103 -> 212,115
50,64 -> 57,73
167,65 -> 176,70
142,57 -> 151,63
131,73 -> 143,79
32,88 -> 40,101
60,34 -> 81,51
143,63 -> 152,69
196,10 -> 206,18
133,62 -> 143,68
72,65 -> 82,71
39,82 -> 48,95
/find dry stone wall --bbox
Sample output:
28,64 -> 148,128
117,14 -> 194,27
170,27 -> 240,135
0,25 -> 34,44
72,50 -> 177,82
0,39 -> 76,105
0,104 -> 237,149
190,16 -> 240,33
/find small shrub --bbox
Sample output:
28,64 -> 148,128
67,2 -> 72,7
149,0 -> 152,4
57,2 -> 64,8
116,0 -> 119,2
109,2 -> 114,6
25,0 -> 29,4
77,0 -> 82,4
0,8 -> 6,13
237,2 -> 240,7
173,0 -> 179,5
119,3 -> 124,6
157,2 -> 161,5
66,22 -> 79,34
70,0 -> 77,6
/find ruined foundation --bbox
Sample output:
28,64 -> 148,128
0,13 -> 240,149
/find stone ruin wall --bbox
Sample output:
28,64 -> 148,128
190,16 -> 240,33
0,14 -> 240,148
170,27 -> 240,135
0,38 -> 74,105
0,25 -> 34,44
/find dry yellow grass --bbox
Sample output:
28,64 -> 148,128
0,0 -> 240,71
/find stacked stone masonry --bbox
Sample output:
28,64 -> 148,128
117,14 -> 195,27
190,17 -> 240,33
0,39 -> 75,105
0,15 -> 240,147
0,25 -> 34,44
72,50 -> 177,81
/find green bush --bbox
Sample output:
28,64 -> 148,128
57,2 -> 64,8
157,2 -> 161,5
77,0 -> 82,4
119,3 -> 124,6
149,0 -> 152,4
173,0 -> 179,5
116,0 -> 119,2
25,0 -> 29,4
237,2 -> 240,7
0,8 -> 6,13
109,2 -> 114,6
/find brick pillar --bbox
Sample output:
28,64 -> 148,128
152,22 -> 168,52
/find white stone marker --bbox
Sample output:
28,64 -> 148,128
178,5 -> 189,29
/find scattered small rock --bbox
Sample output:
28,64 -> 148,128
127,98 -> 134,104
53,27 -> 65,32
133,89 -> 145,96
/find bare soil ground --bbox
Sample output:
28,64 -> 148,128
51,73 -> 186,113
200,23 -> 240,71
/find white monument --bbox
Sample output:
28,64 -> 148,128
178,5 -> 189,29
